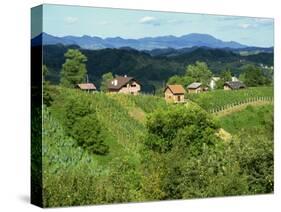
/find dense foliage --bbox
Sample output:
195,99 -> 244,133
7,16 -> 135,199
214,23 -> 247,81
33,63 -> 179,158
168,61 -> 212,87
42,45 -> 273,93
219,104 -> 274,193
215,69 -> 232,89
185,61 -> 212,86
72,114 -> 109,155
239,64 -> 272,86
145,104 -> 219,153
60,49 -> 88,88
100,72 -> 114,92
55,89 -> 109,155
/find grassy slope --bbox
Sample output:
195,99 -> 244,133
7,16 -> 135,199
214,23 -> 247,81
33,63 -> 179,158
43,85 -> 273,206
218,104 -> 273,134
47,86 -> 273,167
48,86 -> 167,166
188,87 -> 273,111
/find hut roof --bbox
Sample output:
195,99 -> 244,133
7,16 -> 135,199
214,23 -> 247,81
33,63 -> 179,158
77,83 -> 96,90
224,81 -> 246,89
187,82 -> 202,89
165,84 -> 186,94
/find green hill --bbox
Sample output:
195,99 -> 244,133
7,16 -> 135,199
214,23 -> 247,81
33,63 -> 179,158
48,86 -> 168,165
187,86 -> 273,111
42,86 -> 273,207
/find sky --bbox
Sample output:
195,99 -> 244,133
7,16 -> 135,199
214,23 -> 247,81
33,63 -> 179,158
32,4 -> 274,47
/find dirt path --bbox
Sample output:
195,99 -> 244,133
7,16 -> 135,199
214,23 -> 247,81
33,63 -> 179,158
214,100 -> 273,117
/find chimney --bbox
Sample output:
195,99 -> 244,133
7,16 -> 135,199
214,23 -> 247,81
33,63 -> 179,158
113,79 -> 118,86
124,74 -> 127,78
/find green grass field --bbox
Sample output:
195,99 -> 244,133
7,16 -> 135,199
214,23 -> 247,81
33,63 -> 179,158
218,103 -> 273,134
187,87 -> 273,111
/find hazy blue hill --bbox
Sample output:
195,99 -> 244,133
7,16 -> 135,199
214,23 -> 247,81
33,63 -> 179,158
177,33 -> 245,49
33,32 -> 249,50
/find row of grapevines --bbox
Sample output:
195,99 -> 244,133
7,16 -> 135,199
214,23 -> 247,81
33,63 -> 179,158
187,87 -> 273,111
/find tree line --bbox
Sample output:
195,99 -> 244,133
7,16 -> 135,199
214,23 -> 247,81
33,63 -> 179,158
167,61 -> 273,89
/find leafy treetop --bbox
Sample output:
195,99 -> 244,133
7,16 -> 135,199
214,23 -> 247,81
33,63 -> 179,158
60,49 -> 88,88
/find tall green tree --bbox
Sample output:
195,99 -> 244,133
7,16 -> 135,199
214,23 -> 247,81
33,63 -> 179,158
185,61 -> 212,87
167,61 -> 212,88
220,69 -> 232,82
239,64 -> 271,87
100,72 -> 114,92
216,69 -> 232,89
167,75 -> 193,87
60,49 -> 87,88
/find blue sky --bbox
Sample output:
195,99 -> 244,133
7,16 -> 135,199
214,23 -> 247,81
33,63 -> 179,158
36,4 -> 273,47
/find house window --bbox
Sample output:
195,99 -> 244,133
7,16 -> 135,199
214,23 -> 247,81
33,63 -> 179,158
177,95 -> 181,102
131,84 -> 136,87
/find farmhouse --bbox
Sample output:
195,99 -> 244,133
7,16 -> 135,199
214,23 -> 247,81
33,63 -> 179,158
164,84 -> 186,103
107,75 -> 141,95
224,81 -> 246,90
76,83 -> 97,93
231,76 -> 239,82
210,77 -> 220,90
187,82 -> 202,94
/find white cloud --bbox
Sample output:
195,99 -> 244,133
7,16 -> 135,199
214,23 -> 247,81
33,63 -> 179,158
64,16 -> 78,24
139,16 -> 156,24
139,16 -> 162,26
239,23 -> 251,29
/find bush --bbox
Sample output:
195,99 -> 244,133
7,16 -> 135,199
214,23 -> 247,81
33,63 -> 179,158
145,104 -> 219,153
234,130 -> 273,194
62,92 -> 109,155
163,143 -> 249,199
64,94 -> 95,134
72,114 -> 109,155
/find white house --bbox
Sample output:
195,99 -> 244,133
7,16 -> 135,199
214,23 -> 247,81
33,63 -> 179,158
210,77 -> 220,90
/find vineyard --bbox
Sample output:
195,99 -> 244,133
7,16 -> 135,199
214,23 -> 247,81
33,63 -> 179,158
42,85 -> 274,207
187,87 -> 273,112
48,87 -> 168,166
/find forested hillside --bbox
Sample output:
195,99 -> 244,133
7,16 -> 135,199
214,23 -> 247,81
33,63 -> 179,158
41,45 -> 273,93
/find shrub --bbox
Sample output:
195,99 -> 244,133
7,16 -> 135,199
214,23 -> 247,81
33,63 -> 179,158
145,104 -> 219,153
72,114 -> 109,155
64,94 -> 95,134
234,130 -> 274,194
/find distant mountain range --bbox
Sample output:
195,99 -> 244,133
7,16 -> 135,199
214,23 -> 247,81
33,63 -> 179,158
32,32 -> 254,50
